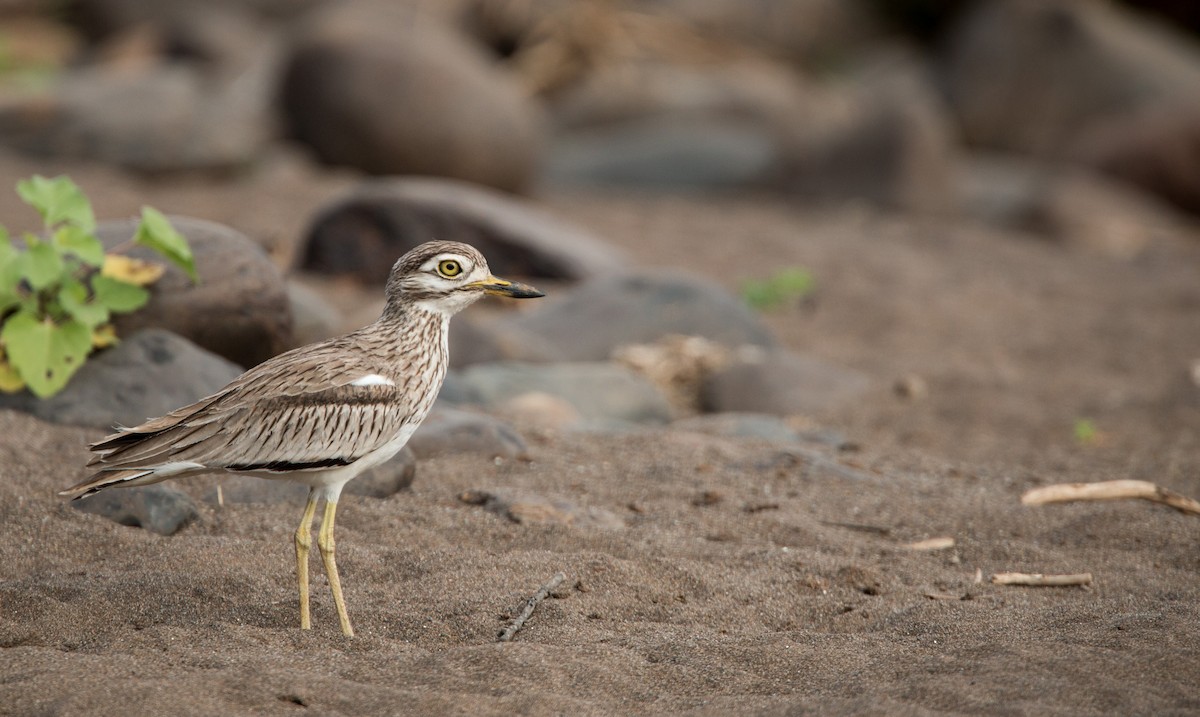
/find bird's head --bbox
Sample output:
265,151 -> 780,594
385,240 -> 544,316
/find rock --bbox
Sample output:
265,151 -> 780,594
496,271 -> 776,361
670,413 -> 802,443
0,329 -> 241,429
0,35 -> 278,171
496,391 -> 582,432
73,484 -> 198,536
408,407 -> 528,460
299,177 -> 626,285
97,216 -> 293,368
459,488 -> 625,530
941,0 -> 1200,160
457,361 -> 673,424
286,280 -> 343,347
345,446 -> 418,498
280,3 -> 542,192
543,117 -> 780,191
779,58 -> 959,213
702,348 -> 871,416
448,314 -> 567,369
958,154 -> 1195,257
639,0 -> 883,65
1075,102 -> 1200,216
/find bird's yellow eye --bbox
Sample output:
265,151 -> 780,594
437,259 -> 462,278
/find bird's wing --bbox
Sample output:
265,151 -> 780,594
85,341 -> 422,474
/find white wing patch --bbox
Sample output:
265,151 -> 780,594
350,374 -> 395,388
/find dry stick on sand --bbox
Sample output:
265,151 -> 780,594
499,572 -> 567,643
991,572 -> 1093,587
1021,480 -> 1200,516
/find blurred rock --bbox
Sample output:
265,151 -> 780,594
1075,102 -> 1200,216
448,314 -> 566,368
544,117 -> 779,190
300,177 -> 625,284
780,58 -> 959,213
98,216 -> 293,368
74,484 -> 198,536
345,446 -> 418,497
497,391 -> 583,432
702,348 -> 871,416
0,329 -> 241,429
408,407 -> 528,460
497,271 -> 776,361
959,154 -> 1195,257
638,0 -> 883,65
0,29 -> 279,171
280,2 -> 542,192
286,280 -> 342,347
942,0 -> 1200,162
457,361 -> 673,424
460,488 -> 625,529
670,413 -> 802,443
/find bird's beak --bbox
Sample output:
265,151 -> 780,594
469,275 -> 545,299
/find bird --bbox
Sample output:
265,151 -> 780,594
58,240 -> 544,637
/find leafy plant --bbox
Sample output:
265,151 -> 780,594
741,267 -> 816,311
0,175 -> 196,397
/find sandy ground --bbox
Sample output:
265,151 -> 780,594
2,157 -> 1200,715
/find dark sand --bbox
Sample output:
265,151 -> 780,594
2,157 -> 1199,715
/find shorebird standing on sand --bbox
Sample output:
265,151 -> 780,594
59,240 -> 544,637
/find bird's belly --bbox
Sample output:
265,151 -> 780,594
247,421 -> 421,494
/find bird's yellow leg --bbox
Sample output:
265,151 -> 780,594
295,492 -> 319,630
318,499 -> 354,637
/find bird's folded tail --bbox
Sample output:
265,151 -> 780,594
58,462 -> 206,501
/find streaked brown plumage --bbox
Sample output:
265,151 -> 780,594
59,240 -> 543,637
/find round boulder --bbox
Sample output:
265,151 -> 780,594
280,3 -> 542,192
299,177 -> 627,284
99,216 -> 293,368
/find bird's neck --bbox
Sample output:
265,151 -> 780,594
373,302 -> 450,371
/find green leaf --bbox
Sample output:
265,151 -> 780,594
52,225 -> 105,266
20,237 -> 63,291
91,274 -> 149,313
58,278 -> 110,328
0,230 -> 20,313
1,310 -> 92,397
16,175 -> 96,232
135,207 -> 196,281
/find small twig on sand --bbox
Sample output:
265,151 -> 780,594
991,572 -> 1093,587
904,537 -> 956,551
498,572 -> 566,643
1021,480 -> 1200,516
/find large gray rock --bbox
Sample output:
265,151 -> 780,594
456,361 -> 673,424
496,271 -> 776,361
941,0 -> 1200,160
0,329 -> 241,429
702,349 -> 871,416
73,484 -> 198,536
543,117 -> 780,191
0,33 -> 278,171
408,407 -> 528,460
280,3 -> 542,192
99,216 -> 293,368
779,62 -> 959,213
299,177 -> 626,285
